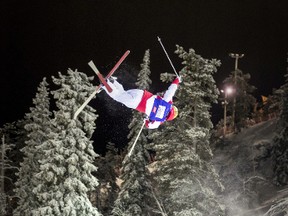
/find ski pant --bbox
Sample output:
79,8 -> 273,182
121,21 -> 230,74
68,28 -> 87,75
103,80 -> 144,109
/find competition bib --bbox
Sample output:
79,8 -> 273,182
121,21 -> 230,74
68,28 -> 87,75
149,98 -> 172,122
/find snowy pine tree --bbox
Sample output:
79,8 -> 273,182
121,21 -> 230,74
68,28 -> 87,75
92,142 -> 122,215
13,78 -> 52,216
112,50 -> 156,216
0,135 -> 17,216
149,46 -> 225,215
135,49 -> 152,90
272,62 -> 288,186
264,55 -> 288,215
32,69 -> 101,216
0,119 -> 31,214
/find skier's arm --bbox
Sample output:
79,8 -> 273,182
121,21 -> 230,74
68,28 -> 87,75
162,77 -> 181,102
145,119 -> 161,129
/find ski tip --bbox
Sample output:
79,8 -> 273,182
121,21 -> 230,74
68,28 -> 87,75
157,36 -> 161,41
123,50 -> 130,57
88,60 -> 97,68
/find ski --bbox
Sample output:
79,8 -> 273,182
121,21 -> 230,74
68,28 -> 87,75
73,50 -> 130,119
88,60 -> 113,92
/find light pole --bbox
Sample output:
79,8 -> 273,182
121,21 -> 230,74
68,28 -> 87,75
229,53 -> 244,131
221,87 -> 233,137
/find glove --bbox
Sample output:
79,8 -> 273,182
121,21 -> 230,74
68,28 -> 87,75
145,119 -> 150,128
143,116 -> 149,125
172,76 -> 182,85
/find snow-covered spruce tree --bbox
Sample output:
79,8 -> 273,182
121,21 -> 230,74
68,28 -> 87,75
0,136 -> 8,216
112,50 -> 156,216
0,135 -> 17,216
223,68 -> 256,131
92,142 -> 122,215
149,46 -> 225,216
13,78 -> 52,216
272,65 -> 288,186
32,69 -> 101,216
266,70 -> 288,215
0,119 -> 30,214
135,49 -> 152,90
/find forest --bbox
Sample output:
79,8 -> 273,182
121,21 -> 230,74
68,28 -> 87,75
1,47 -> 288,216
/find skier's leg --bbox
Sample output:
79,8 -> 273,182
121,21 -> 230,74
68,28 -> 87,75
103,80 -> 144,109
112,79 -> 124,92
116,89 -> 144,109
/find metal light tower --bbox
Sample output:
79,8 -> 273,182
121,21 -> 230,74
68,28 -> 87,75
229,53 -> 244,131
221,87 -> 233,137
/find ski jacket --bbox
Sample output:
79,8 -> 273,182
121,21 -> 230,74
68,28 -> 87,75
136,77 -> 180,129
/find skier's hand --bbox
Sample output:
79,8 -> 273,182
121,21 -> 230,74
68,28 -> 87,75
144,119 -> 150,128
172,76 -> 182,85
143,116 -> 149,125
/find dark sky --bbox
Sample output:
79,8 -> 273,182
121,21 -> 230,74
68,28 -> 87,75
1,1 -> 288,152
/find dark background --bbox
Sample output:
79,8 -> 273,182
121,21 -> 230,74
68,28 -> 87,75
1,0 -> 288,153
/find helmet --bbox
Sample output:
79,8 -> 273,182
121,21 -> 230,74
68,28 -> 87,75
166,105 -> 178,121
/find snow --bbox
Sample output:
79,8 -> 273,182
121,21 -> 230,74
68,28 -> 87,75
213,119 -> 288,216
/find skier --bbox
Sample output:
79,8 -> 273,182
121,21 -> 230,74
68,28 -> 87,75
102,76 -> 181,129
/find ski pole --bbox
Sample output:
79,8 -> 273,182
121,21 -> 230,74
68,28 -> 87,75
128,121 -> 146,157
157,36 -> 179,77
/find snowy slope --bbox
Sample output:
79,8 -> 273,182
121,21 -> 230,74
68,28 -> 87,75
212,119 -> 287,216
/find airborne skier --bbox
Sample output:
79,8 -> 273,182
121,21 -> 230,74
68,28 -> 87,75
75,37 -> 181,130
102,76 -> 181,129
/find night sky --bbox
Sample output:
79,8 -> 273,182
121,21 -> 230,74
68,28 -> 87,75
1,1 -> 288,152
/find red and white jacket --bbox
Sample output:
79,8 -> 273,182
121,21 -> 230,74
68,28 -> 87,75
136,77 -> 180,129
